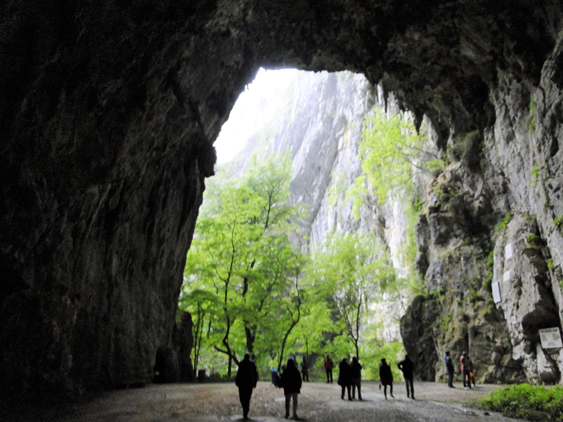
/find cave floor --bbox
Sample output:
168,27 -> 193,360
5,381 -> 519,422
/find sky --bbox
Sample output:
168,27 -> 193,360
214,67 -> 298,164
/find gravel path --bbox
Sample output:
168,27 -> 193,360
2,381 -> 520,422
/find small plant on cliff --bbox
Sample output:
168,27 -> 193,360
468,288 -> 483,304
526,233 -> 540,246
495,211 -> 513,234
482,250 -> 494,290
477,384 -> 563,421
438,313 -> 452,332
554,215 -> 563,229
528,97 -> 536,133
530,162 -> 539,187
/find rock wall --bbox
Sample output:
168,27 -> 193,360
402,27 -> 563,384
1,0 -> 562,401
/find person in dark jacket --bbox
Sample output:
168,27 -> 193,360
300,356 -> 309,382
280,358 -> 302,419
337,357 -> 353,400
398,354 -> 415,399
235,353 -> 259,420
379,358 -> 394,399
444,351 -> 455,388
324,355 -> 334,383
350,356 -> 363,400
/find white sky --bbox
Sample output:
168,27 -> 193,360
214,67 -> 299,164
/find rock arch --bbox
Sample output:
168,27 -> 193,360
1,0 -> 562,401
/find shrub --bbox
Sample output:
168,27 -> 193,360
477,384 -> 563,421
495,211 -> 513,233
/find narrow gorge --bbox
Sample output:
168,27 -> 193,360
1,0 -> 563,404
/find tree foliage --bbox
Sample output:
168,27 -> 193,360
181,151 -> 308,375
306,232 -> 399,360
357,109 -> 442,206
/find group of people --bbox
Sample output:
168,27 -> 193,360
236,353 -> 304,420
377,355 -> 415,400
445,350 -> 476,389
236,351 -> 466,419
336,356 -> 363,400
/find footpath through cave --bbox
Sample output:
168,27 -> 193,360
5,381 -> 520,422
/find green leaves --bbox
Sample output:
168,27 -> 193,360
181,150 -> 308,373
354,109 -> 441,206
478,384 -> 563,421
306,231 -> 397,359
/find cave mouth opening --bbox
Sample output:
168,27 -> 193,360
180,66 -> 412,382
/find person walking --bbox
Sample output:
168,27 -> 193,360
324,355 -> 334,383
280,358 -> 302,419
235,353 -> 259,420
460,351 -> 472,389
338,357 -> 353,400
397,354 -> 415,399
300,356 -> 309,382
350,356 -> 363,400
378,358 -> 394,399
445,350 -> 455,388
466,355 -> 476,387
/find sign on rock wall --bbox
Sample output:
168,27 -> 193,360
539,327 -> 563,349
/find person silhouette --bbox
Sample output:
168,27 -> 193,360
300,356 -> 309,382
398,354 -> 415,399
350,356 -> 363,400
324,355 -> 334,383
445,351 -> 455,388
379,358 -> 394,399
235,353 -> 259,420
338,357 -> 353,400
280,358 -> 302,419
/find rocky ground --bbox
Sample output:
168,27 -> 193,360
2,381 -> 521,422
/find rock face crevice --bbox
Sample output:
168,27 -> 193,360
1,0 -> 563,401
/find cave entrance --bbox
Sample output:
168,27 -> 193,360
180,67 -> 418,382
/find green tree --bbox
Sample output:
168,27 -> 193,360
309,232 -> 397,359
182,151 -> 307,375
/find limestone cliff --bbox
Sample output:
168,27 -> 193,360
1,0 -> 563,402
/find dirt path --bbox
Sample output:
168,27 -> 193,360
3,381 -> 520,422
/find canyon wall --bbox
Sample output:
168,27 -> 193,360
1,0 -> 562,401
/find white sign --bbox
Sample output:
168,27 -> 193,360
539,327 -> 563,349
505,243 -> 514,259
503,271 -> 511,282
492,282 -> 502,303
